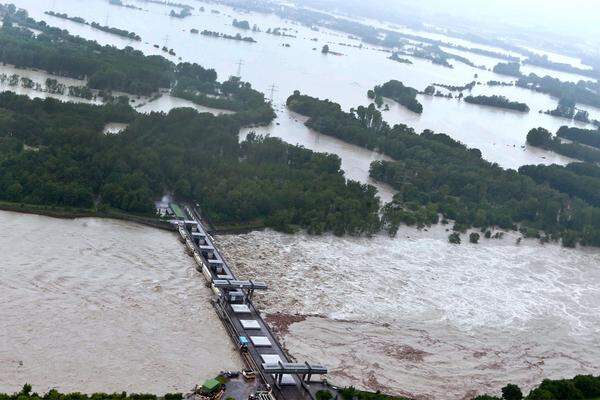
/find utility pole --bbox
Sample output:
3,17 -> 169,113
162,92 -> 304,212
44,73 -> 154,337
163,34 -> 170,48
235,59 -> 244,78
268,83 -> 278,103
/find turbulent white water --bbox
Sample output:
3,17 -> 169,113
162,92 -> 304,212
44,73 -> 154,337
217,226 -> 600,400
0,211 -> 240,395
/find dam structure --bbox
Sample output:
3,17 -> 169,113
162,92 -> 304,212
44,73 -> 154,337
174,206 -> 330,400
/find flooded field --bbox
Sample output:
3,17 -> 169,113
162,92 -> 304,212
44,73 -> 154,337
6,0 -> 599,175
217,227 -> 600,400
0,211 -> 240,394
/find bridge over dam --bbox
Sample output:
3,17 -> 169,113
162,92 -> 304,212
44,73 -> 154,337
173,205 -> 333,400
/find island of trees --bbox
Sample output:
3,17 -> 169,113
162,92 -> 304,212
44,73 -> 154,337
169,8 -> 192,18
388,52 -> 412,64
370,80 -> 423,114
232,19 -> 251,30
44,11 -> 141,40
492,62 -> 522,77
200,30 -> 257,43
108,0 -> 143,10
544,97 -> 592,123
464,95 -> 530,112
433,81 -> 476,92
287,91 -> 600,247
265,27 -> 296,38
139,0 -> 193,10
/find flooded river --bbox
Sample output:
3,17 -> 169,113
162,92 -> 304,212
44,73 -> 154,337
2,1 -> 600,398
0,211 -> 240,394
217,227 -> 600,400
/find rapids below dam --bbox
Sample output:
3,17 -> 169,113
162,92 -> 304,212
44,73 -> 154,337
1,211 -> 599,399
216,226 -> 600,400
0,211 -> 240,395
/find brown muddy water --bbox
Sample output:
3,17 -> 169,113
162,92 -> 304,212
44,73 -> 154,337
0,211 -> 240,394
2,1 -> 600,398
216,226 -> 600,400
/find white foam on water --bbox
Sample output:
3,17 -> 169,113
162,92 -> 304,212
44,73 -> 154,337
217,226 -> 600,399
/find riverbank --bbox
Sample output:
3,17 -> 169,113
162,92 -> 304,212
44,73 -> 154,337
0,201 -> 175,231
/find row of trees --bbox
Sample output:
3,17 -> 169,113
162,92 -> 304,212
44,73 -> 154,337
524,53 -> 599,80
44,11 -> 142,40
556,126 -> 600,149
464,95 -> 530,112
0,92 -> 380,236
1,72 -> 94,99
472,374 -> 600,400
199,30 -> 256,43
0,385 -> 183,400
286,91 -> 600,246
526,127 -> 600,163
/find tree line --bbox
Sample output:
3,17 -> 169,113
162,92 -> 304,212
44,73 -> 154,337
44,11 -> 142,40
471,374 -> 600,400
286,91 -> 600,247
526,127 -> 600,164
0,385 -> 182,400
556,126 -> 600,149
517,74 -> 600,109
0,92 -> 380,236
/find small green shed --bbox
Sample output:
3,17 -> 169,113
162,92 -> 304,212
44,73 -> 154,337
201,379 -> 222,395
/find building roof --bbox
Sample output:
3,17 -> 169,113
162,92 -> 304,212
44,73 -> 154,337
202,379 -> 221,393
169,204 -> 186,219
